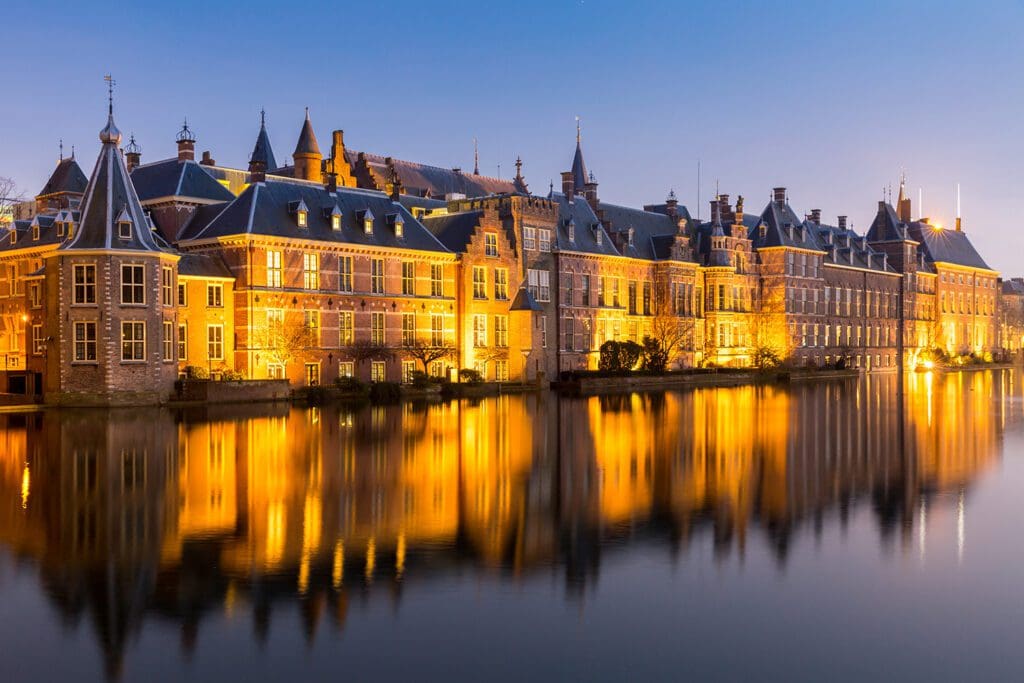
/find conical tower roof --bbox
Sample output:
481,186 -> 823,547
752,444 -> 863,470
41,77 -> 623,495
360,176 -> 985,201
63,108 -> 162,252
294,108 -> 321,156
570,123 -> 588,194
250,109 -> 278,171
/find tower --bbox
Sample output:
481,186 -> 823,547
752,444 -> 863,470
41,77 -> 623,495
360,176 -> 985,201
248,108 -> 278,180
293,108 -> 322,183
176,119 -> 196,161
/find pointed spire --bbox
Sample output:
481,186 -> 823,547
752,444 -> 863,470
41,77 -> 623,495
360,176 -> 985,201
59,138 -> 63,162
249,109 -> 278,173
513,156 -> 528,193
473,137 -> 479,175
294,108 -> 321,155
99,75 -> 121,145
570,117 -> 588,195
293,108 -> 322,182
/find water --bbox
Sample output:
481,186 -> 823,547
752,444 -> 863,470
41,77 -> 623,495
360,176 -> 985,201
1,370 -> 1023,682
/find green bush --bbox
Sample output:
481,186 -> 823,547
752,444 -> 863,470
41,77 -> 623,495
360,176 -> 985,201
184,366 -> 209,380
369,381 -> 402,403
458,368 -> 484,384
598,340 -> 643,372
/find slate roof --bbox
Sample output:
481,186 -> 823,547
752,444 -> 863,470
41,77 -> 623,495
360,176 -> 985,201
549,192 -> 620,257
63,115 -> 165,253
813,222 -> 894,272
178,252 -> 233,279
570,140 -> 588,194
249,118 -> 278,171
422,210 -> 483,252
131,159 -> 235,203
865,201 -> 910,242
185,178 -> 450,253
38,157 -> 88,197
294,113 -> 320,156
348,150 -> 523,198
1002,279 -> 1024,296
754,197 -> 823,251
596,201 -> 693,261
0,211 -> 76,253
907,221 -> 993,270
177,201 -> 230,242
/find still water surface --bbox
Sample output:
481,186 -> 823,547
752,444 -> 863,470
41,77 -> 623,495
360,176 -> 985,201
1,371 -> 1023,682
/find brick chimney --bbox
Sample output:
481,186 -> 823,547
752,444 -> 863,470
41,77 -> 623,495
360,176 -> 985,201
837,215 -> 847,230
773,187 -> 786,204
200,151 -> 215,166
561,171 -> 575,198
665,191 -> 678,218
810,208 -> 821,224
176,120 -> 196,162
325,171 -> 337,193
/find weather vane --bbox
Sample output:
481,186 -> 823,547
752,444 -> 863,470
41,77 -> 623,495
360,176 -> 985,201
103,74 -> 116,114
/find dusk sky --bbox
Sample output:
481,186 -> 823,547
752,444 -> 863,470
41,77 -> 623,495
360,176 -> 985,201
4,0 -> 1023,272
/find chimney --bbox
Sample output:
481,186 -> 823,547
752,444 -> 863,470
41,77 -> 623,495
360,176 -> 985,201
810,208 -> 821,224
837,215 -> 847,230
176,120 -> 196,162
665,191 -> 678,218
124,134 -> 141,173
583,178 -> 599,210
200,151 -> 215,166
956,216 -> 962,232
773,187 -> 786,204
561,171 -> 575,198
325,171 -> 337,193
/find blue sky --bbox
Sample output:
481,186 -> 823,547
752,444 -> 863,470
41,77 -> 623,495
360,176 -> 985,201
4,0 -> 1023,272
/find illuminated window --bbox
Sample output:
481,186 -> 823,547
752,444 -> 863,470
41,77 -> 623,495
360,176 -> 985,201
304,310 -> 320,344
371,259 -> 385,294
339,311 -> 354,346
121,321 -> 146,361
339,361 -> 354,378
402,312 -> 415,346
31,325 -> 43,355
371,311 -> 385,345
473,314 -> 487,347
485,233 -> 498,256
402,360 -> 415,383
178,283 -> 187,306
73,321 -> 97,361
121,265 -> 145,305
178,323 -> 187,360
393,215 -> 404,238
430,264 -> 443,296
402,261 -> 415,295
339,255 -> 353,293
431,314 -> 444,346
297,209 -> 308,228
371,360 -> 386,382
267,250 -> 282,287
363,209 -> 375,235
305,363 -> 320,385
207,324 -> 224,360
207,283 -> 223,307
162,321 -> 174,361
473,266 -> 487,299
29,282 -> 41,308
303,253 -> 319,289
494,315 -> 508,348
494,268 -> 508,300
495,359 -> 508,382
331,211 -> 341,231
162,267 -> 174,307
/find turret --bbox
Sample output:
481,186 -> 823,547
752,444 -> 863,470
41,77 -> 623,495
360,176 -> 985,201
293,108 -> 322,183
176,119 -> 195,161
248,109 -> 277,182
125,134 -> 141,173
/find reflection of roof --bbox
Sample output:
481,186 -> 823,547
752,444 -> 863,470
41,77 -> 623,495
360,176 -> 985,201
38,158 -> 88,196
131,159 -> 235,203
186,179 -> 450,253
349,150 -> 524,198
907,221 -> 993,270
422,210 -> 482,252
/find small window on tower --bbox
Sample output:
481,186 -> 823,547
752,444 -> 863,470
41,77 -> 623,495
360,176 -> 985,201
116,207 -> 132,240
363,209 -> 375,235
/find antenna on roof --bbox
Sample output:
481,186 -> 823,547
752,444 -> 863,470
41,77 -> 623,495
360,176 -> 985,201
696,159 -> 701,221
956,183 -> 962,232
918,187 -> 923,220
576,116 -> 581,144
59,138 -> 63,162
473,137 -> 479,175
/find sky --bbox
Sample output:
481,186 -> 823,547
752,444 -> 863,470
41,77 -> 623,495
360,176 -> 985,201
3,0 -> 1024,272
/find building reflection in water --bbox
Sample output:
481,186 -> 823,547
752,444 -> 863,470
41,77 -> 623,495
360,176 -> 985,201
0,369 -> 1018,678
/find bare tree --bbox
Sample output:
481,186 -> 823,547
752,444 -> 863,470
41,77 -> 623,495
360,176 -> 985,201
250,314 -> 317,371
404,337 -> 456,374
751,278 -> 792,367
645,272 -> 697,370
0,176 -> 24,228
344,339 -> 396,365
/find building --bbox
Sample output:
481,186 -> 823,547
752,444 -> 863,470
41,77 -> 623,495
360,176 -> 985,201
0,100 -> 1006,402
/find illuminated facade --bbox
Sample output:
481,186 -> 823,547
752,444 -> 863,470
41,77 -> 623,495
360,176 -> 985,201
0,106 -> 1007,400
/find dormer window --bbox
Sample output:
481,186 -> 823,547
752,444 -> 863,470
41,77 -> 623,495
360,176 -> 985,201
116,207 -> 132,240
56,221 -> 65,238
323,204 -> 342,230
393,215 -> 404,239
627,227 -> 635,247
567,219 -> 576,243
31,219 -> 40,241
362,209 -> 375,235
594,225 -> 603,246
289,199 -> 310,228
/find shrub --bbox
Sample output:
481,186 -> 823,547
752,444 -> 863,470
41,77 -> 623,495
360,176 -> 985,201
221,370 -> 243,381
369,381 -> 402,403
458,368 -> 483,384
752,346 -> 782,370
640,336 -> 668,372
599,340 -> 643,372
410,370 -> 437,388
335,376 -> 367,394
184,365 -> 209,380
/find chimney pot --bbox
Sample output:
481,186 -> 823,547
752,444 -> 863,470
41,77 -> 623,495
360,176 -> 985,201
561,171 -> 575,198
810,208 -> 821,224
200,150 -> 215,166
837,215 -> 847,230
773,187 -> 786,203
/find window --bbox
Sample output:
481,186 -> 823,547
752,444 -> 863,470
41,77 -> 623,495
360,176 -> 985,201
363,211 -> 374,235
305,363 -> 320,385
162,321 -> 174,361
429,361 -> 445,378
268,364 -> 285,379
494,315 -> 508,348
118,218 -> 132,240
207,283 -> 223,308
304,310 -> 320,344
493,268 -> 508,301
371,360 -> 386,382
473,314 -> 487,347
297,209 -> 308,228
612,278 -> 620,307
473,266 -> 487,299
402,312 -> 415,346
582,274 -> 591,306
538,229 -> 551,252
267,250 -> 282,288
402,360 -> 416,384
29,282 -> 41,308
339,311 -> 354,346
430,264 -> 443,297
56,221 -> 65,238
162,267 -> 174,306
523,226 -> 536,251
564,273 -> 574,305
121,265 -> 145,305
642,281 -> 651,315
178,283 -> 187,306
339,361 -> 354,378
303,253 -> 319,290
178,324 -> 187,360
121,321 -> 146,361
528,269 -> 550,302
207,325 -> 224,360
431,314 -> 444,346
495,359 -> 508,382
628,281 -> 638,314
540,316 -> 547,348
339,255 -> 353,293
74,321 -> 96,362
371,259 -> 385,294
371,311 -> 385,345
564,317 -> 575,351
402,261 -> 415,296
31,325 -> 43,355
485,233 -> 498,257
